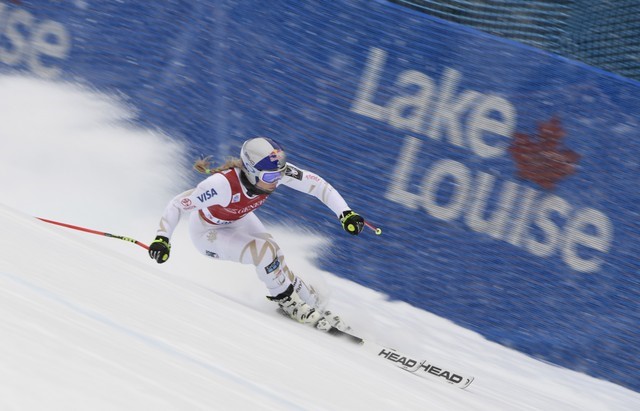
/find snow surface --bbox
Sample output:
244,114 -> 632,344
1,75 -> 639,410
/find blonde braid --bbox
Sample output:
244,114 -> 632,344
193,156 -> 244,175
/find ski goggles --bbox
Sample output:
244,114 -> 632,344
258,169 -> 284,183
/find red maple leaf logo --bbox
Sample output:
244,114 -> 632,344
509,117 -> 580,190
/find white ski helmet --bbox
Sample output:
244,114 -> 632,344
240,137 -> 288,185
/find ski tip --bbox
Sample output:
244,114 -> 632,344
460,376 -> 475,389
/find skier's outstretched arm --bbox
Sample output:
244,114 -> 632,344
280,163 -> 364,235
149,174 -> 232,263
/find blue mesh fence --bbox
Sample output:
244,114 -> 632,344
391,0 -> 640,81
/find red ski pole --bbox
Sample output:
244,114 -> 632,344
36,217 -> 150,250
364,220 -> 383,235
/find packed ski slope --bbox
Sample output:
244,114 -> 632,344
1,76 -> 638,410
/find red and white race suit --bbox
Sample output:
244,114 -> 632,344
155,163 -> 351,305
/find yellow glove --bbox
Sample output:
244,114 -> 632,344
149,236 -> 171,263
340,210 -> 364,235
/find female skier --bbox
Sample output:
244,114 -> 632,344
148,137 -> 364,331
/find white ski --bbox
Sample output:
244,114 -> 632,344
327,327 -> 475,389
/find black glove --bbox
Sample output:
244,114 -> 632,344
149,235 -> 171,263
340,210 -> 364,236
